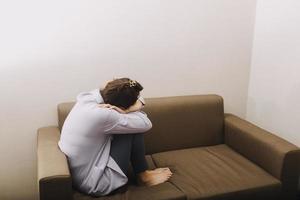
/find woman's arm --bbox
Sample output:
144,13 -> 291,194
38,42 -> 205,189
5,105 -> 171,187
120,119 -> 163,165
99,96 -> 145,114
103,109 -> 152,134
125,98 -> 144,113
99,96 -> 152,134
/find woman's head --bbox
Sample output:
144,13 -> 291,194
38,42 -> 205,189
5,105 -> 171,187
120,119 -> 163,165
100,77 -> 143,109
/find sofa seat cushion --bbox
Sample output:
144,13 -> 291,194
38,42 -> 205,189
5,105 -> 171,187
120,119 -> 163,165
73,155 -> 186,200
73,182 -> 186,200
151,144 -> 281,200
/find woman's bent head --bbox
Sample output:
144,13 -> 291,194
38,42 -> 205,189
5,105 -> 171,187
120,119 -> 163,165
100,77 -> 143,109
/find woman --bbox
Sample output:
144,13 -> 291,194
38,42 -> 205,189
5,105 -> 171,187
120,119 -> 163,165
58,77 -> 172,197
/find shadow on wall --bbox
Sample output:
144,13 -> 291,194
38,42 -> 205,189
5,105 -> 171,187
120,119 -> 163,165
246,95 -> 278,129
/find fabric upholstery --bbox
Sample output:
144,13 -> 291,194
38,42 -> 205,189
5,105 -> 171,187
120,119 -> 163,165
73,182 -> 186,200
142,95 -> 224,154
37,95 -> 300,200
37,126 -> 73,200
151,144 -> 281,200
224,114 -> 300,199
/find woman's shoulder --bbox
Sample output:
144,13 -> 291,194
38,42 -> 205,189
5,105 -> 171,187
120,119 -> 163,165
76,88 -> 103,104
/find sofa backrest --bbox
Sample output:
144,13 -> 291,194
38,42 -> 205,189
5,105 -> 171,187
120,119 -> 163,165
57,94 -> 224,155
142,94 -> 224,154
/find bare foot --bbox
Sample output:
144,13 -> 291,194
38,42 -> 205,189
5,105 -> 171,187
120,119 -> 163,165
137,167 -> 173,186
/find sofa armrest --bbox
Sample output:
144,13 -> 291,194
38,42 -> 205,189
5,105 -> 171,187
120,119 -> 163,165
37,126 -> 73,200
224,114 -> 300,199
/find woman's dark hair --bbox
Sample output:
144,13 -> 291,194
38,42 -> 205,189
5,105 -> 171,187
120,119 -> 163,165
100,77 -> 143,109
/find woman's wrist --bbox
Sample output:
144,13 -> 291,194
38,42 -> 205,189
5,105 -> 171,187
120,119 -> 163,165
125,100 -> 143,113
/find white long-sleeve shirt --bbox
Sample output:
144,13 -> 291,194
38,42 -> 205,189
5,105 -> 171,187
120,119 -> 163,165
58,89 -> 152,196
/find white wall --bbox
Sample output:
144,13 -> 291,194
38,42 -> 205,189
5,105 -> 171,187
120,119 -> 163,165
247,0 -> 300,146
0,1 -> 256,200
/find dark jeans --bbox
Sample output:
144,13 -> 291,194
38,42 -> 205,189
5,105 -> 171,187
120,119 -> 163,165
109,133 -> 149,177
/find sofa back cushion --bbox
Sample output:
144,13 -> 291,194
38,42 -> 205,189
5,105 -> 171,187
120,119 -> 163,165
57,94 -> 224,155
142,95 -> 224,154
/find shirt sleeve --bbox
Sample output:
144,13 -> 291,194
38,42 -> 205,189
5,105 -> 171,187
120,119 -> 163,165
104,109 -> 153,134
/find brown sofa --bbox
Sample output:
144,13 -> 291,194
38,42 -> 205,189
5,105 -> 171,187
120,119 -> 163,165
37,94 -> 300,200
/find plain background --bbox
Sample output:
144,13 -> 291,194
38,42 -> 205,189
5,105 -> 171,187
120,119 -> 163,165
0,1 -> 299,200
246,0 -> 300,147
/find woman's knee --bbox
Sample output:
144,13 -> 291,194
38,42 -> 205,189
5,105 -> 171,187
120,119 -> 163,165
132,133 -> 145,142
112,134 -> 134,142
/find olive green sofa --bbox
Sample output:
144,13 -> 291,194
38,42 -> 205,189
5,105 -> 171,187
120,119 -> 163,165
37,95 -> 300,200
